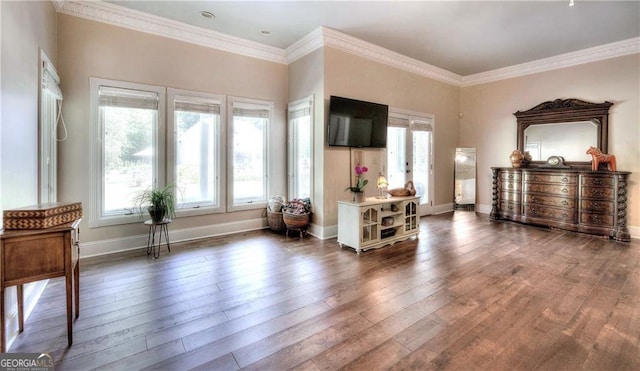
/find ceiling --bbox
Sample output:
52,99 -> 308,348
107,1 -> 639,76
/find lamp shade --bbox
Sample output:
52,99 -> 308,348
377,174 -> 388,188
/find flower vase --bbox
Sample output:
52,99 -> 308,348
353,191 -> 364,203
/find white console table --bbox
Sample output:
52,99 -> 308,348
337,196 -> 419,254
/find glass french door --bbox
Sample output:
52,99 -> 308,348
387,113 -> 433,215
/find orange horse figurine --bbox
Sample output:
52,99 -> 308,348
586,146 -> 616,171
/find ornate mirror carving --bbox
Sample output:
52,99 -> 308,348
514,98 -> 613,168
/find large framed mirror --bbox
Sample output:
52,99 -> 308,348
514,98 -> 613,168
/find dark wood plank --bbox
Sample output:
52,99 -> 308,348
6,212 -> 639,371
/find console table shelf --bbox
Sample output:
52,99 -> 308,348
338,196 -> 419,254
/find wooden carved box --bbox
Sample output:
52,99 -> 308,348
3,202 -> 83,230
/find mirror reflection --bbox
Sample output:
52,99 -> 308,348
524,120 -> 598,162
455,148 -> 476,210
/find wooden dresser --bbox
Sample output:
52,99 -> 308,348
490,167 -> 630,241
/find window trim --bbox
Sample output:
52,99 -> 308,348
89,77 -> 166,227
287,95 -> 314,201
226,96 -> 273,212
39,50 -> 61,204
167,88 -> 226,216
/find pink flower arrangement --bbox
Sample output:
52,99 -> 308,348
345,164 -> 368,193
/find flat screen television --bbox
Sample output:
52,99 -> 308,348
327,96 -> 388,148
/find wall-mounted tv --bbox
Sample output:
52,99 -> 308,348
327,96 -> 389,148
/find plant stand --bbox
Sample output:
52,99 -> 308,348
145,219 -> 171,258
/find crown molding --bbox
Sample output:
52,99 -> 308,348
319,27 -> 463,86
462,37 -> 640,87
55,0 -> 287,64
285,27 -> 325,63
55,2 -> 638,88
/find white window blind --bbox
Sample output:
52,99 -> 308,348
387,115 -> 410,128
175,96 -> 221,114
98,86 -> 159,109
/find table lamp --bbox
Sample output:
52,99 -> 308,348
376,173 -> 389,199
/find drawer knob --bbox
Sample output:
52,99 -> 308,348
562,188 -> 568,194
530,196 -> 537,203
561,177 -> 568,182
591,189 -> 604,197
592,178 -> 602,185
562,200 -> 569,206
508,184 -> 513,189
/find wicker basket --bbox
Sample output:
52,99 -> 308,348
267,210 -> 286,232
282,212 -> 309,229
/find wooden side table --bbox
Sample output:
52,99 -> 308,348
0,219 -> 81,352
145,219 -> 171,258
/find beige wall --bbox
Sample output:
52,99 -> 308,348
460,54 -> 640,234
57,14 -> 288,245
1,0 -> 57,210
288,49 -> 325,226
322,47 -> 460,227
0,0 -> 58,349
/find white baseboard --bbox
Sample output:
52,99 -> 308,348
80,207 -> 639,259
81,217 -> 267,258
433,202 -> 454,215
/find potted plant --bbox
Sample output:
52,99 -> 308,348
345,163 -> 368,202
133,184 -> 176,222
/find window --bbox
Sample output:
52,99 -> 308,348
386,110 -> 434,215
39,50 -> 63,203
227,97 -> 272,211
287,96 -> 313,200
168,89 -> 225,214
90,78 -> 165,227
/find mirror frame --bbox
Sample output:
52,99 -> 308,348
514,98 -> 613,168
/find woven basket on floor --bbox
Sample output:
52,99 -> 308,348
267,210 -> 286,232
283,212 -> 309,229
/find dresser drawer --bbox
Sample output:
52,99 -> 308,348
524,173 -> 577,185
580,200 -> 615,214
524,205 -> 575,222
580,212 -> 614,227
524,194 -> 575,208
500,171 -> 521,182
499,201 -> 520,216
581,176 -> 614,187
499,181 -> 521,192
524,183 -> 576,196
500,191 -> 521,203
581,186 -> 614,200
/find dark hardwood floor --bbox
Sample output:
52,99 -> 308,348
9,211 -> 640,370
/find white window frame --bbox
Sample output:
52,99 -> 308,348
287,95 -> 314,201
167,88 -> 226,216
89,78 -> 166,227
39,50 -> 63,204
227,96 -> 272,212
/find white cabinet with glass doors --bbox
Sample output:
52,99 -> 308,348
337,196 -> 419,254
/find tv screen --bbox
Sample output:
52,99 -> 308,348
328,96 -> 388,148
